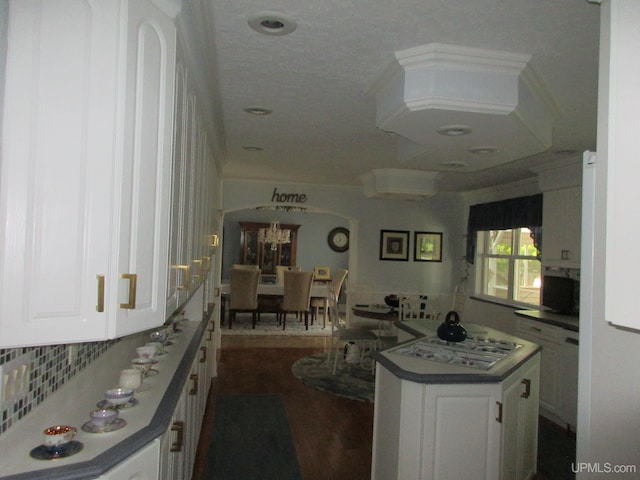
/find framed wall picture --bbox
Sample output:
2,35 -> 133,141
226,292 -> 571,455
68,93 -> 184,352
313,266 -> 331,280
379,230 -> 410,261
414,231 -> 443,262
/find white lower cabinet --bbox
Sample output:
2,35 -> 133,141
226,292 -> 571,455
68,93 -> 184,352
372,353 -> 540,480
99,439 -> 160,480
158,329 -> 211,479
516,318 -> 577,429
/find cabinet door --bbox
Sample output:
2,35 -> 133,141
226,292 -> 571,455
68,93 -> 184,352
110,0 -> 176,337
159,390 -> 187,480
100,438 -> 160,480
500,354 -> 540,480
542,187 -> 582,268
0,0 -> 117,347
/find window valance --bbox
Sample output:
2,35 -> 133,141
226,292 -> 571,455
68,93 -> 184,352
466,194 -> 543,263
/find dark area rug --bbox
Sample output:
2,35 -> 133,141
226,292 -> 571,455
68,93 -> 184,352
205,394 -> 302,480
291,352 -> 375,403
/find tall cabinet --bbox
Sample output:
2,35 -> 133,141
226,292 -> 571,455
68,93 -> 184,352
0,0 -> 177,347
238,222 -> 300,274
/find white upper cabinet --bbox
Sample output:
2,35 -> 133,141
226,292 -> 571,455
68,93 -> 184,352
542,187 -> 582,269
0,0 -> 176,347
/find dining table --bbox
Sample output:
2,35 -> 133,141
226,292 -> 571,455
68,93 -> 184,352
220,281 -> 331,326
351,304 -> 399,345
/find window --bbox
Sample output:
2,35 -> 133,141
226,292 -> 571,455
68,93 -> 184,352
475,228 -> 541,306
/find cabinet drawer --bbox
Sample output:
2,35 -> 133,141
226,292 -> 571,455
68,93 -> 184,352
516,319 -> 564,344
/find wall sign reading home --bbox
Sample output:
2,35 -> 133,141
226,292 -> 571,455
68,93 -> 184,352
271,188 -> 307,203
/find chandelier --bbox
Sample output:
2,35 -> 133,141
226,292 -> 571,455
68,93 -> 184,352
258,220 -> 291,251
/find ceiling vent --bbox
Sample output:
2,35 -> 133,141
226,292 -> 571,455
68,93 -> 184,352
369,43 -> 558,172
361,169 -> 438,200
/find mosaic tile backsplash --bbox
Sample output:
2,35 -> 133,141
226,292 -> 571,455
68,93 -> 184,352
0,340 -> 117,435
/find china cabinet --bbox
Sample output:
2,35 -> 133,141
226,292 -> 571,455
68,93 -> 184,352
0,0 -> 176,347
238,222 -> 300,274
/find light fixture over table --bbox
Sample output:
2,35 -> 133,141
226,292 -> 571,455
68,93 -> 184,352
258,221 -> 291,250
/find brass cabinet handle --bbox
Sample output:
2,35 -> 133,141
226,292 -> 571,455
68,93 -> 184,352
120,273 -> 137,309
200,346 -> 207,363
170,421 -> 184,452
202,256 -> 211,272
521,378 -> 531,399
189,373 -> 198,395
96,275 -> 105,312
174,265 -> 191,290
496,401 -> 503,423
192,259 -> 202,279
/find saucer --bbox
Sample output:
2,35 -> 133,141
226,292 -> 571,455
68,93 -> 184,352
97,398 -> 139,410
155,351 -> 168,358
144,368 -> 159,377
81,417 -> 127,434
30,440 -> 83,460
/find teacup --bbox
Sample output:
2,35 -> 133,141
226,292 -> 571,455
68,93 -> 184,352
89,408 -> 118,427
135,345 -> 157,359
43,425 -> 77,449
131,357 -> 153,375
145,341 -> 164,354
119,368 -> 143,391
149,329 -> 168,343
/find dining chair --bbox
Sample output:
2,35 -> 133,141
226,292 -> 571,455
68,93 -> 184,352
399,293 -> 441,321
275,265 -> 301,284
280,270 -> 314,330
311,268 -> 348,327
228,268 -> 261,329
232,264 -> 260,270
327,291 -> 377,374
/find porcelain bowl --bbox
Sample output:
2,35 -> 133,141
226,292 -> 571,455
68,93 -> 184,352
89,408 -> 119,427
149,329 -> 168,343
104,387 -> 134,406
135,345 -> 157,359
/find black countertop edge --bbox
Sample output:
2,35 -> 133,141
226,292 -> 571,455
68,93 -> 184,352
1,311 -> 212,480
514,310 -> 579,332
371,347 -> 542,385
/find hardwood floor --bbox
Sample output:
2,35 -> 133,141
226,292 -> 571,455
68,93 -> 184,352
192,336 -> 374,480
192,335 -> 555,480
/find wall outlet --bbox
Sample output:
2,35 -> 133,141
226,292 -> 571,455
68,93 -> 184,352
1,352 -> 34,410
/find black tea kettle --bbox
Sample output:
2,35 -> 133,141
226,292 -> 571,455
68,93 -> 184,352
437,310 -> 467,342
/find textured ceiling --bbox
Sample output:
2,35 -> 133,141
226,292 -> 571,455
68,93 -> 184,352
189,0 -> 600,192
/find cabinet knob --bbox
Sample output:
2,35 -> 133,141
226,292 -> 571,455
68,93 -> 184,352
189,373 -> 198,395
96,275 -> 105,312
521,378 -> 531,399
120,273 -> 137,309
170,421 -> 184,452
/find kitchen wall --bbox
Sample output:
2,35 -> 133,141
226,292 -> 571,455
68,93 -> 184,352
222,179 -> 465,296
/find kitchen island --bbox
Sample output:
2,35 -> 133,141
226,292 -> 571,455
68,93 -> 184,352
371,318 -> 541,480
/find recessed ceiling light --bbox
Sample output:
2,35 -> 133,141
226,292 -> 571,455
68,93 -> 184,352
244,106 -> 272,116
243,146 -> 263,152
247,12 -> 297,36
468,146 -> 498,154
437,125 -> 472,136
440,161 -> 468,169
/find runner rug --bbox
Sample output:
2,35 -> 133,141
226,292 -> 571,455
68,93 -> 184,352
205,394 -> 302,480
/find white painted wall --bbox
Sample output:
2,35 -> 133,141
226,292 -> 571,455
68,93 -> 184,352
222,178 -> 464,296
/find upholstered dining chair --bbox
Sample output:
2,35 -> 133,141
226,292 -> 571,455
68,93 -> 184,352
327,290 -> 377,374
228,268 -> 261,329
280,270 -> 314,330
276,265 -> 301,284
311,268 -> 348,327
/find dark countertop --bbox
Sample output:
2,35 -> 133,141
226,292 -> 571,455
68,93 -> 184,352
373,319 -> 541,385
514,309 -> 579,332
0,313 -> 211,480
